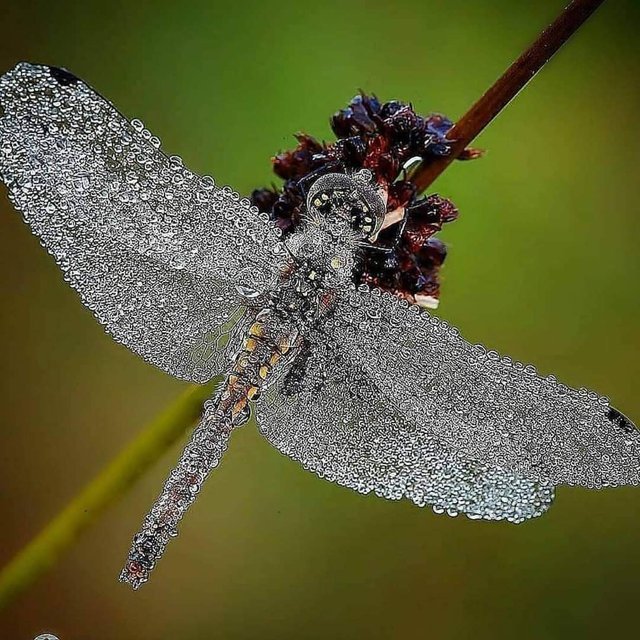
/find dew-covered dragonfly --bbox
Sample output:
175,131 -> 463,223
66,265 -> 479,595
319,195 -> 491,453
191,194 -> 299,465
0,63 -> 637,590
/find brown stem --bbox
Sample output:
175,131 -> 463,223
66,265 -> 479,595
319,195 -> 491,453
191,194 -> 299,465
411,0 -> 606,192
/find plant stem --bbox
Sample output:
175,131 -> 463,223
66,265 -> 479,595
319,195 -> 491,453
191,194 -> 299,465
411,0 -> 606,192
0,381 -> 216,610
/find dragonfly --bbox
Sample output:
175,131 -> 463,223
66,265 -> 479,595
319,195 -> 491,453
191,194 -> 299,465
0,63 -> 637,590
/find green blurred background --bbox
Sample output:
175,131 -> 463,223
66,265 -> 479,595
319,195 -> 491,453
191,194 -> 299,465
1,0 -> 639,638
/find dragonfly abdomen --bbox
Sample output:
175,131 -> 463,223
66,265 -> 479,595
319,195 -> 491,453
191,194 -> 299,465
220,314 -> 300,425
121,314 -> 300,588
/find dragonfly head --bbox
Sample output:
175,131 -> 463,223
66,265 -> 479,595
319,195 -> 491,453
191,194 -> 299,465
305,170 -> 386,241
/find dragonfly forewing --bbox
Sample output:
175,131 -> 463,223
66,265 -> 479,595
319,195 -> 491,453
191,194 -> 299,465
0,62 -> 285,382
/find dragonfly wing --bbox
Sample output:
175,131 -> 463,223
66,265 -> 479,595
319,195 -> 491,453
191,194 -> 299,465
0,63 -> 285,382
326,286 -> 640,489
257,339 -> 555,522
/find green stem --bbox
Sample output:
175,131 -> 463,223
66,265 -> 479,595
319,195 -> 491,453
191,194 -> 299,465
0,380 -> 217,610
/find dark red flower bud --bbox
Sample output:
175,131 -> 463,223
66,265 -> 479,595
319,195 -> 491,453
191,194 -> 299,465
334,136 -> 368,167
427,195 -> 459,222
387,181 -> 417,211
252,92 -> 480,306
418,237 -> 448,267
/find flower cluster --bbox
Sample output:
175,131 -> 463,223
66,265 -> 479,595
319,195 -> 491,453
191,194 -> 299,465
251,93 -> 480,306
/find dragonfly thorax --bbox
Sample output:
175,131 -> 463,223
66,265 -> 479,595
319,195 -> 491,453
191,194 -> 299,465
286,224 -> 357,287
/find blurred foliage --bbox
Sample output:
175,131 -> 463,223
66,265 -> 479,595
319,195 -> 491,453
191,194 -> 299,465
0,382 -> 216,609
0,0 -> 638,639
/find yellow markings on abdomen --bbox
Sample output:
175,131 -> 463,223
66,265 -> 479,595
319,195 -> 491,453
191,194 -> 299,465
246,385 -> 260,401
231,395 -> 248,419
248,322 -> 266,339
223,320 -> 284,412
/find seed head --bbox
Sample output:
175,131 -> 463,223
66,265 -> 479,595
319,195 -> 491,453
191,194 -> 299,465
251,93 -> 481,306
